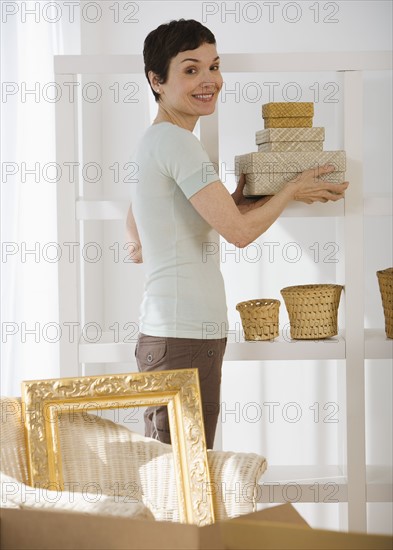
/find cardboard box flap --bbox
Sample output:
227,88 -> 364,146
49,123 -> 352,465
228,504 -> 309,527
221,518 -> 393,550
0,508 -> 201,550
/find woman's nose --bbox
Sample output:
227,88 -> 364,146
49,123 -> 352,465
200,73 -> 222,88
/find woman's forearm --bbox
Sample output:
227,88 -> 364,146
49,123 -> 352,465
191,167 -> 348,249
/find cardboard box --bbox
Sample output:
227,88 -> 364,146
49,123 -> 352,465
222,516 -> 393,550
235,151 -> 346,195
262,102 -> 314,118
1,504 -> 392,550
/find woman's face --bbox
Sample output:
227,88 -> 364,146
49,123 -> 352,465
154,42 -> 223,124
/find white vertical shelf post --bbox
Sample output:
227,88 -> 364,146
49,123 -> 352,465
200,109 -> 224,451
200,108 -> 219,168
343,70 -> 367,531
55,74 -> 80,378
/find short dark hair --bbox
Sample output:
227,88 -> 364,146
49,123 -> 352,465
143,19 -> 216,102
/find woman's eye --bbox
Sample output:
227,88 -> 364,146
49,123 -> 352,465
185,65 -> 220,74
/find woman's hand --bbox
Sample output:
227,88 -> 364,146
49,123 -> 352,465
232,173 -> 272,212
126,241 -> 143,263
286,164 -> 349,204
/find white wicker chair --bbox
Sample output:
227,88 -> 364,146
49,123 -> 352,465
0,396 -> 267,522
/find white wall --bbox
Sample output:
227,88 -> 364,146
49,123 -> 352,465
73,0 -> 392,534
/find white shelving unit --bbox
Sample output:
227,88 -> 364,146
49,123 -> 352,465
79,329 -> 392,363
55,52 -> 392,533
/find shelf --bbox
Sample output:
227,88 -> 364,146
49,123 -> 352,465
257,465 -> 347,504
79,331 -> 136,364
79,329 -> 392,364
365,329 -> 393,359
79,330 -> 346,364
225,331 -> 345,361
76,200 -> 128,221
281,201 -> 344,217
55,52 -> 392,75
282,194 -> 387,217
256,465 -> 392,503
364,195 -> 392,217
367,466 -> 393,503
74,196 -> 392,221
76,199 -> 345,221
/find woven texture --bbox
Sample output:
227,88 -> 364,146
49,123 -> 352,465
235,151 -> 346,195
255,127 -> 325,144
377,267 -> 393,338
236,151 -> 346,173
243,171 -> 345,195
264,117 -> 313,128
0,472 -> 155,520
57,412 -> 178,521
281,284 -> 343,339
262,102 -> 314,118
0,397 -> 29,485
207,451 -> 267,519
236,299 -> 280,341
258,141 -> 323,152
1,397 -> 268,522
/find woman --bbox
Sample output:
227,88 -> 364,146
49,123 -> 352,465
127,19 -> 348,449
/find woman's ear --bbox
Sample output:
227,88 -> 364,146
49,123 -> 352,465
148,71 -> 160,90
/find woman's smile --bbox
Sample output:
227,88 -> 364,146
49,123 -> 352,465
191,92 -> 216,102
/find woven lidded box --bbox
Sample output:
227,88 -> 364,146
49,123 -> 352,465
258,142 -> 323,152
262,102 -> 314,118
235,150 -> 346,195
256,128 -> 325,144
264,116 -> 313,128
256,128 -> 325,152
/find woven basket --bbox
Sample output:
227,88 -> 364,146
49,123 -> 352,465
280,284 -> 343,339
236,299 -> 280,341
377,268 -> 393,338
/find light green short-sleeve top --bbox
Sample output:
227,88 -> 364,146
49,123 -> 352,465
131,122 -> 228,339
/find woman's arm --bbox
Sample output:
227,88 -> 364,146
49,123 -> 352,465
126,205 -> 143,263
190,165 -> 349,248
231,174 -> 273,213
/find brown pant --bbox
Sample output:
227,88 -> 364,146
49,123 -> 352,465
135,333 -> 227,449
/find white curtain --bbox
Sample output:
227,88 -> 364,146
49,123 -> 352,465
1,3 -> 78,396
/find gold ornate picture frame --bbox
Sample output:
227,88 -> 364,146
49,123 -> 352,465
21,368 -> 215,526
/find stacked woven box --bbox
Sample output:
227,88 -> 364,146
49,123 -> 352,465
235,102 -> 346,196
